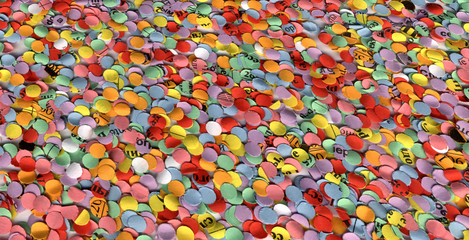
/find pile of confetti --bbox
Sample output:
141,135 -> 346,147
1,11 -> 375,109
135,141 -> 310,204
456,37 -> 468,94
1,0 -> 469,239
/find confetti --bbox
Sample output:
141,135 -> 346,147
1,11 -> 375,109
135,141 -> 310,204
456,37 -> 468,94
0,0 -> 469,239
